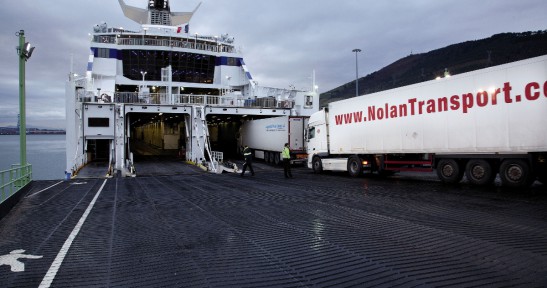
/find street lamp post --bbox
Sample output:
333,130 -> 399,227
352,48 -> 361,97
16,30 -> 34,167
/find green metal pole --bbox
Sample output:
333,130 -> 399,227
18,30 -> 26,166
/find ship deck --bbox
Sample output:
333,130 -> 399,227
1,162 -> 547,287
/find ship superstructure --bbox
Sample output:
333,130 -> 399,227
66,0 -> 319,177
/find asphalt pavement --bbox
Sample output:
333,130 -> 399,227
1,161 -> 546,287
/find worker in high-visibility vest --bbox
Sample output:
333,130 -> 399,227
240,145 -> 255,176
282,143 -> 293,178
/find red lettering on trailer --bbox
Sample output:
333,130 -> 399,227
368,106 -> 376,121
525,82 -> 540,100
450,95 -> 460,110
408,98 -> 417,115
343,113 -> 353,124
462,93 -> 473,113
426,99 -> 436,113
390,105 -> 398,118
334,114 -> 344,125
503,82 -> 513,103
477,91 -> 488,107
438,97 -> 448,112
353,111 -> 363,123
332,80 -> 547,126
491,88 -> 501,105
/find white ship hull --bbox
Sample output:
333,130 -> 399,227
66,1 -> 319,177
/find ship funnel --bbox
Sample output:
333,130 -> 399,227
118,0 -> 201,26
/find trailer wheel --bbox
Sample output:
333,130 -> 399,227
436,159 -> 463,184
347,156 -> 362,177
312,156 -> 323,174
499,159 -> 533,187
465,159 -> 495,186
274,153 -> 280,165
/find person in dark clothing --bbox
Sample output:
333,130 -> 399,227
282,143 -> 293,178
240,145 -> 254,176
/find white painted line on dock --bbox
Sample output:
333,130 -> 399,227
38,179 -> 108,288
26,181 -> 63,198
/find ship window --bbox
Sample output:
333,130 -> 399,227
305,95 -> 313,107
88,117 -> 110,127
122,49 -> 215,84
97,48 -> 109,58
227,57 -> 238,66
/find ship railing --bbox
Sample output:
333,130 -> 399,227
109,92 -> 294,109
253,86 -> 298,99
1,164 -> 32,205
114,38 -> 236,53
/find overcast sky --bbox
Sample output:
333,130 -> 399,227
0,0 -> 545,129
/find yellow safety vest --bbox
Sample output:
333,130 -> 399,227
282,147 -> 290,159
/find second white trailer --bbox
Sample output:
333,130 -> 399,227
239,116 -> 309,164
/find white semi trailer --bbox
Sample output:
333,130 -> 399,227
307,55 -> 547,187
239,116 -> 309,165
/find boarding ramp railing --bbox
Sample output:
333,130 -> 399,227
0,164 -> 32,205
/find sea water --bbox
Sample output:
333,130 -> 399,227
0,134 -> 66,180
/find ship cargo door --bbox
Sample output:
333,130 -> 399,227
207,114 -> 243,160
127,112 -> 187,160
78,137 -> 114,178
87,139 -> 111,162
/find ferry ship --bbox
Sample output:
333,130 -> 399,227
65,0 -> 319,177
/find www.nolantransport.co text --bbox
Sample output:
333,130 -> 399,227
334,81 -> 547,125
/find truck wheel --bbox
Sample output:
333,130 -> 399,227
465,159 -> 495,186
436,159 -> 463,184
274,153 -> 280,165
312,156 -> 323,174
347,156 -> 362,177
499,159 -> 533,187
264,151 -> 270,163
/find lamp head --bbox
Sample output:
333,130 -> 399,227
18,42 -> 35,59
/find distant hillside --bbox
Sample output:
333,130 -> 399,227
320,30 -> 547,107
0,126 -> 65,135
